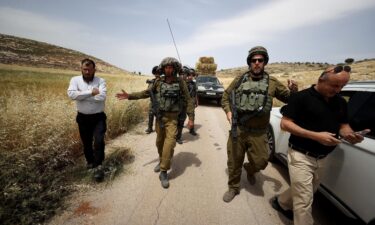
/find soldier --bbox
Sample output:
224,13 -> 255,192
221,46 -> 298,202
145,66 -> 161,134
186,68 -> 198,135
176,66 -> 198,144
116,57 -> 195,188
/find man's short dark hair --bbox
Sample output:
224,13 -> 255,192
81,58 -> 96,68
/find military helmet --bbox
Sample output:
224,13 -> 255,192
152,65 -> 159,75
247,46 -> 269,65
181,65 -> 191,75
189,68 -> 196,76
159,57 -> 182,74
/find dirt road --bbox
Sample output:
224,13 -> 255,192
50,104 -> 294,225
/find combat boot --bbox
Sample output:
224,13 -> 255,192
189,128 -> 197,136
159,171 -> 169,188
223,189 -> 239,202
154,163 -> 160,172
176,127 -> 183,144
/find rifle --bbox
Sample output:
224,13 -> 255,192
230,90 -> 238,142
149,82 -> 164,128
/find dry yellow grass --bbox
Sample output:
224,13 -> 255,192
0,64 -> 150,224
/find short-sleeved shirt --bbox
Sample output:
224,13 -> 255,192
283,85 -> 348,155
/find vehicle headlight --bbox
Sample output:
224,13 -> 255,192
217,87 -> 224,92
198,86 -> 205,91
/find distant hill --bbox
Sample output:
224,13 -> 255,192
0,33 -> 127,74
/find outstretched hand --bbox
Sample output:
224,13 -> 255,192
287,79 -> 298,92
116,89 -> 129,100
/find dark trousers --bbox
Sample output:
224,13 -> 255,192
76,112 -> 107,166
147,108 -> 155,130
176,107 -> 187,139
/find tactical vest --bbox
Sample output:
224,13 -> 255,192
235,73 -> 273,116
157,81 -> 182,112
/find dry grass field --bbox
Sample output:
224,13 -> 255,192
0,64 -> 150,224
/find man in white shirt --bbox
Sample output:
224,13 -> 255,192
67,59 -> 107,180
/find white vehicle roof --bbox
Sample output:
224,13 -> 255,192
342,80 -> 375,92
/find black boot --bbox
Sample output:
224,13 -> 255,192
94,165 -> 104,182
159,171 -> 169,188
189,128 -> 197,136
176,127 -> 183,144
145,113 -> 154,134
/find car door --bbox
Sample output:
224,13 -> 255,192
320,90 -> 375,223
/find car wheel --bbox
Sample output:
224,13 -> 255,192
266,124 -> 276,162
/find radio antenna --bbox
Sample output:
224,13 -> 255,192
167,18 -> 181,63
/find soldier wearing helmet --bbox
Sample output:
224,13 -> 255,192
221,46 -> 298,202
145,65 -> 161,134
116,57 -> 195,189
176,66 -> 198,144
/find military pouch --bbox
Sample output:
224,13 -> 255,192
159,82 -> 181,112
237,83 -> 263,112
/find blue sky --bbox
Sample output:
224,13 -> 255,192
0,0 -> 375,74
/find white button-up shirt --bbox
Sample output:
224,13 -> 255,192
67,75 -> 106,114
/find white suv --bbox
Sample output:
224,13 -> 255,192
267,81 -> 375,224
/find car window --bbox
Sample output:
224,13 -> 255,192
341,90 -> 375,139
196,76 -> 220,85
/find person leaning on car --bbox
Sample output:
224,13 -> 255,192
271,65 -> 369,225
221,46 -> 298,202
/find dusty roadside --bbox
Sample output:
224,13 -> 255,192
49,105 -> 292,225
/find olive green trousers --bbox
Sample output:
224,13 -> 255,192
155,112 -> 178,171
226,129 -> 268,191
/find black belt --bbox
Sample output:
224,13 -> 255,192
288,143 -> 327,159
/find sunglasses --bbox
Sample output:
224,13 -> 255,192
327,65 -> 351,74
321,65 -> 351,77
250,58 -> 265,63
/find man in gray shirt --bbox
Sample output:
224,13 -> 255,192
67,58 -> 107,181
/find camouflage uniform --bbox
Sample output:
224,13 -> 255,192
176,79 -> 197,141
146,78 -> 157,133
222,72 -> 291,192
128,76 -> 194,171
